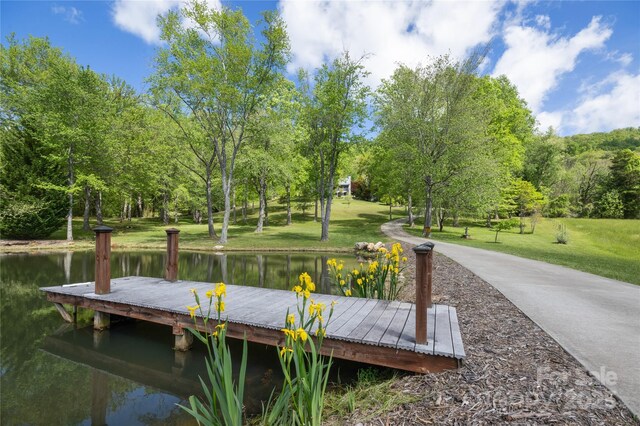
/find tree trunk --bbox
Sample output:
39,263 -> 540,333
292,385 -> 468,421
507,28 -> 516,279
264,181 -> 269,227
162,189 -> 169,225
205,172 -> 217,238
127,201 -> 131,221
137,194 -> 143,218
437,207 -> 445,232
232,187 -> 237,225
452,211 -> 459,227
219,172 -> 232,243
255,175 -> 266,233
422,176 -> 433,238
83,185 -> 91,231
389,200 -> 392,221
242,180 -> 248,225
95,191 -> 103,225
320,176 -> 334,242
67,146 -> 74,241
286,183 -> 292,225
486,212 -> 492,228
314,194 -> 318,222
174,194 -> 179,223
407,193 -> 414,227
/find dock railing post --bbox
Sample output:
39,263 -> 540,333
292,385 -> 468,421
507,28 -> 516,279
413,242 -> 434,345
94,225 -> 113,330
165,228 -> 180,282
94,226 -> 113,294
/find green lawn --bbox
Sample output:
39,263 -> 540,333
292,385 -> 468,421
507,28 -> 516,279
43,199 -> 406,252
405,217 -> 640,285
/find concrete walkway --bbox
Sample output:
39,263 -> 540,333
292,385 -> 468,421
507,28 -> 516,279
382,219 -> 640,417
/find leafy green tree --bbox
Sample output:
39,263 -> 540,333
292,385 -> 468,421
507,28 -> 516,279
493,218 -> 519,243
376,54 -> 502,237
523,128 -> 565,192
150,1 -> 290,243
300,52 -> 369,241
1,36 -> 113,240
608,149 -> 640,219
594,190 -> 625,218
240,79 -> 301,232
502,178 -> 546,234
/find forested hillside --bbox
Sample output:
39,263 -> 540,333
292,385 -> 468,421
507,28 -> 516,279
1,5 -> 638,242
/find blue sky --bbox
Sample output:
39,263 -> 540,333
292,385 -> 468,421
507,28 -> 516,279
2,0 -> 639,136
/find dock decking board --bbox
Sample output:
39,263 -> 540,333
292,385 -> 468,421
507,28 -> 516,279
41,276 -> 465,373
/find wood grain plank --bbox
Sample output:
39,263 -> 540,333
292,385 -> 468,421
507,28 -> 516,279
379,302 -> 411,347
449,306 -> 465,358
346,300 -> 389,341
362,301 -> 401,344
41,276 -> 466,376
433,305 -> 454,357
325,297 -> 364,331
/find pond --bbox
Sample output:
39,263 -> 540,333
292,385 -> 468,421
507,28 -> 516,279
0,250 -> 366,425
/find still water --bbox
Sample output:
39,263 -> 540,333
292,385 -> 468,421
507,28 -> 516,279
0,251 -> 363,425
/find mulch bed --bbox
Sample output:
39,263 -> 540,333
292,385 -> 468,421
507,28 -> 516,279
344,242 -> 638,425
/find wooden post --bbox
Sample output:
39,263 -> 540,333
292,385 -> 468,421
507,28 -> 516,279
173,325 -> 193,351
165,228 -> 180,282
413,242 -> 434,345
94,226 -> 113,294
94,226 -> 112,330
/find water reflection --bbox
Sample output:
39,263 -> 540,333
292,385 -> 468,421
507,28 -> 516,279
0,251 -> 359,425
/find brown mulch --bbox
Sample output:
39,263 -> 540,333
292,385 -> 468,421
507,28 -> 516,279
343,242 -> 639,425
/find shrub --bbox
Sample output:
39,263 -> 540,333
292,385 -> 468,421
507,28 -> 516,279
0,193 -> 66,239
555,223 -> 569,244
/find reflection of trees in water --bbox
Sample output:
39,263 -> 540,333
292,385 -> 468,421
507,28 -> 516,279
1,251 -> 358,424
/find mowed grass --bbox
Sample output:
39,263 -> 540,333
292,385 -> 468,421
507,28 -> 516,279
405,217 -> 640,285
44,199 -> 406,252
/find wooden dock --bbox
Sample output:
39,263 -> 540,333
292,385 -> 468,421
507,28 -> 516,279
41,276 -> 465,373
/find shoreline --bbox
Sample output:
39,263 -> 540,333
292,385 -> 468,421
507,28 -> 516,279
0,239 -> 355,254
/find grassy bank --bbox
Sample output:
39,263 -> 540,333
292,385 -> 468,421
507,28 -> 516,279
405,217 -> 640,285
2,199 -> 405,253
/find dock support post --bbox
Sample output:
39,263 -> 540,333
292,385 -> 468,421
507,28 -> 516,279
413,242 -> 434,345
94,226 -> 113,330
165,228 -> 180,282
173,326 -> 193,351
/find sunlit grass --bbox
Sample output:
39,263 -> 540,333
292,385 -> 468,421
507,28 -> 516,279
44,199 -> 406,252
323,368 -> 417,424
405,217 -> 640,285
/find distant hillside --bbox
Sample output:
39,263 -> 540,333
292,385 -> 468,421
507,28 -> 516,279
564,127 -> 640,155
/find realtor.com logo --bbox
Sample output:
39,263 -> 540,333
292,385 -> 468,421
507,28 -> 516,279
536,366 -> 618,410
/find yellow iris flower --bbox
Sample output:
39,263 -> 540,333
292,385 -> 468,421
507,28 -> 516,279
215,282 -> 226,297
296,328 -> 308,342
187,304 -> 199,318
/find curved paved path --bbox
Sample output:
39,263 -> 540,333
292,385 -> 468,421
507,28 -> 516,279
382,219 -> 640,416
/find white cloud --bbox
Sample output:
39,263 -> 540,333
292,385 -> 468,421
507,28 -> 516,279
51,5 -> 83,24
536,110 -> 564,131
537,71 -> 640,134
278,0 -> 506,87
111,0 -> 221,45
567,71 -> 640,133
534,14 -> 550,30
493,16 -> 612,112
